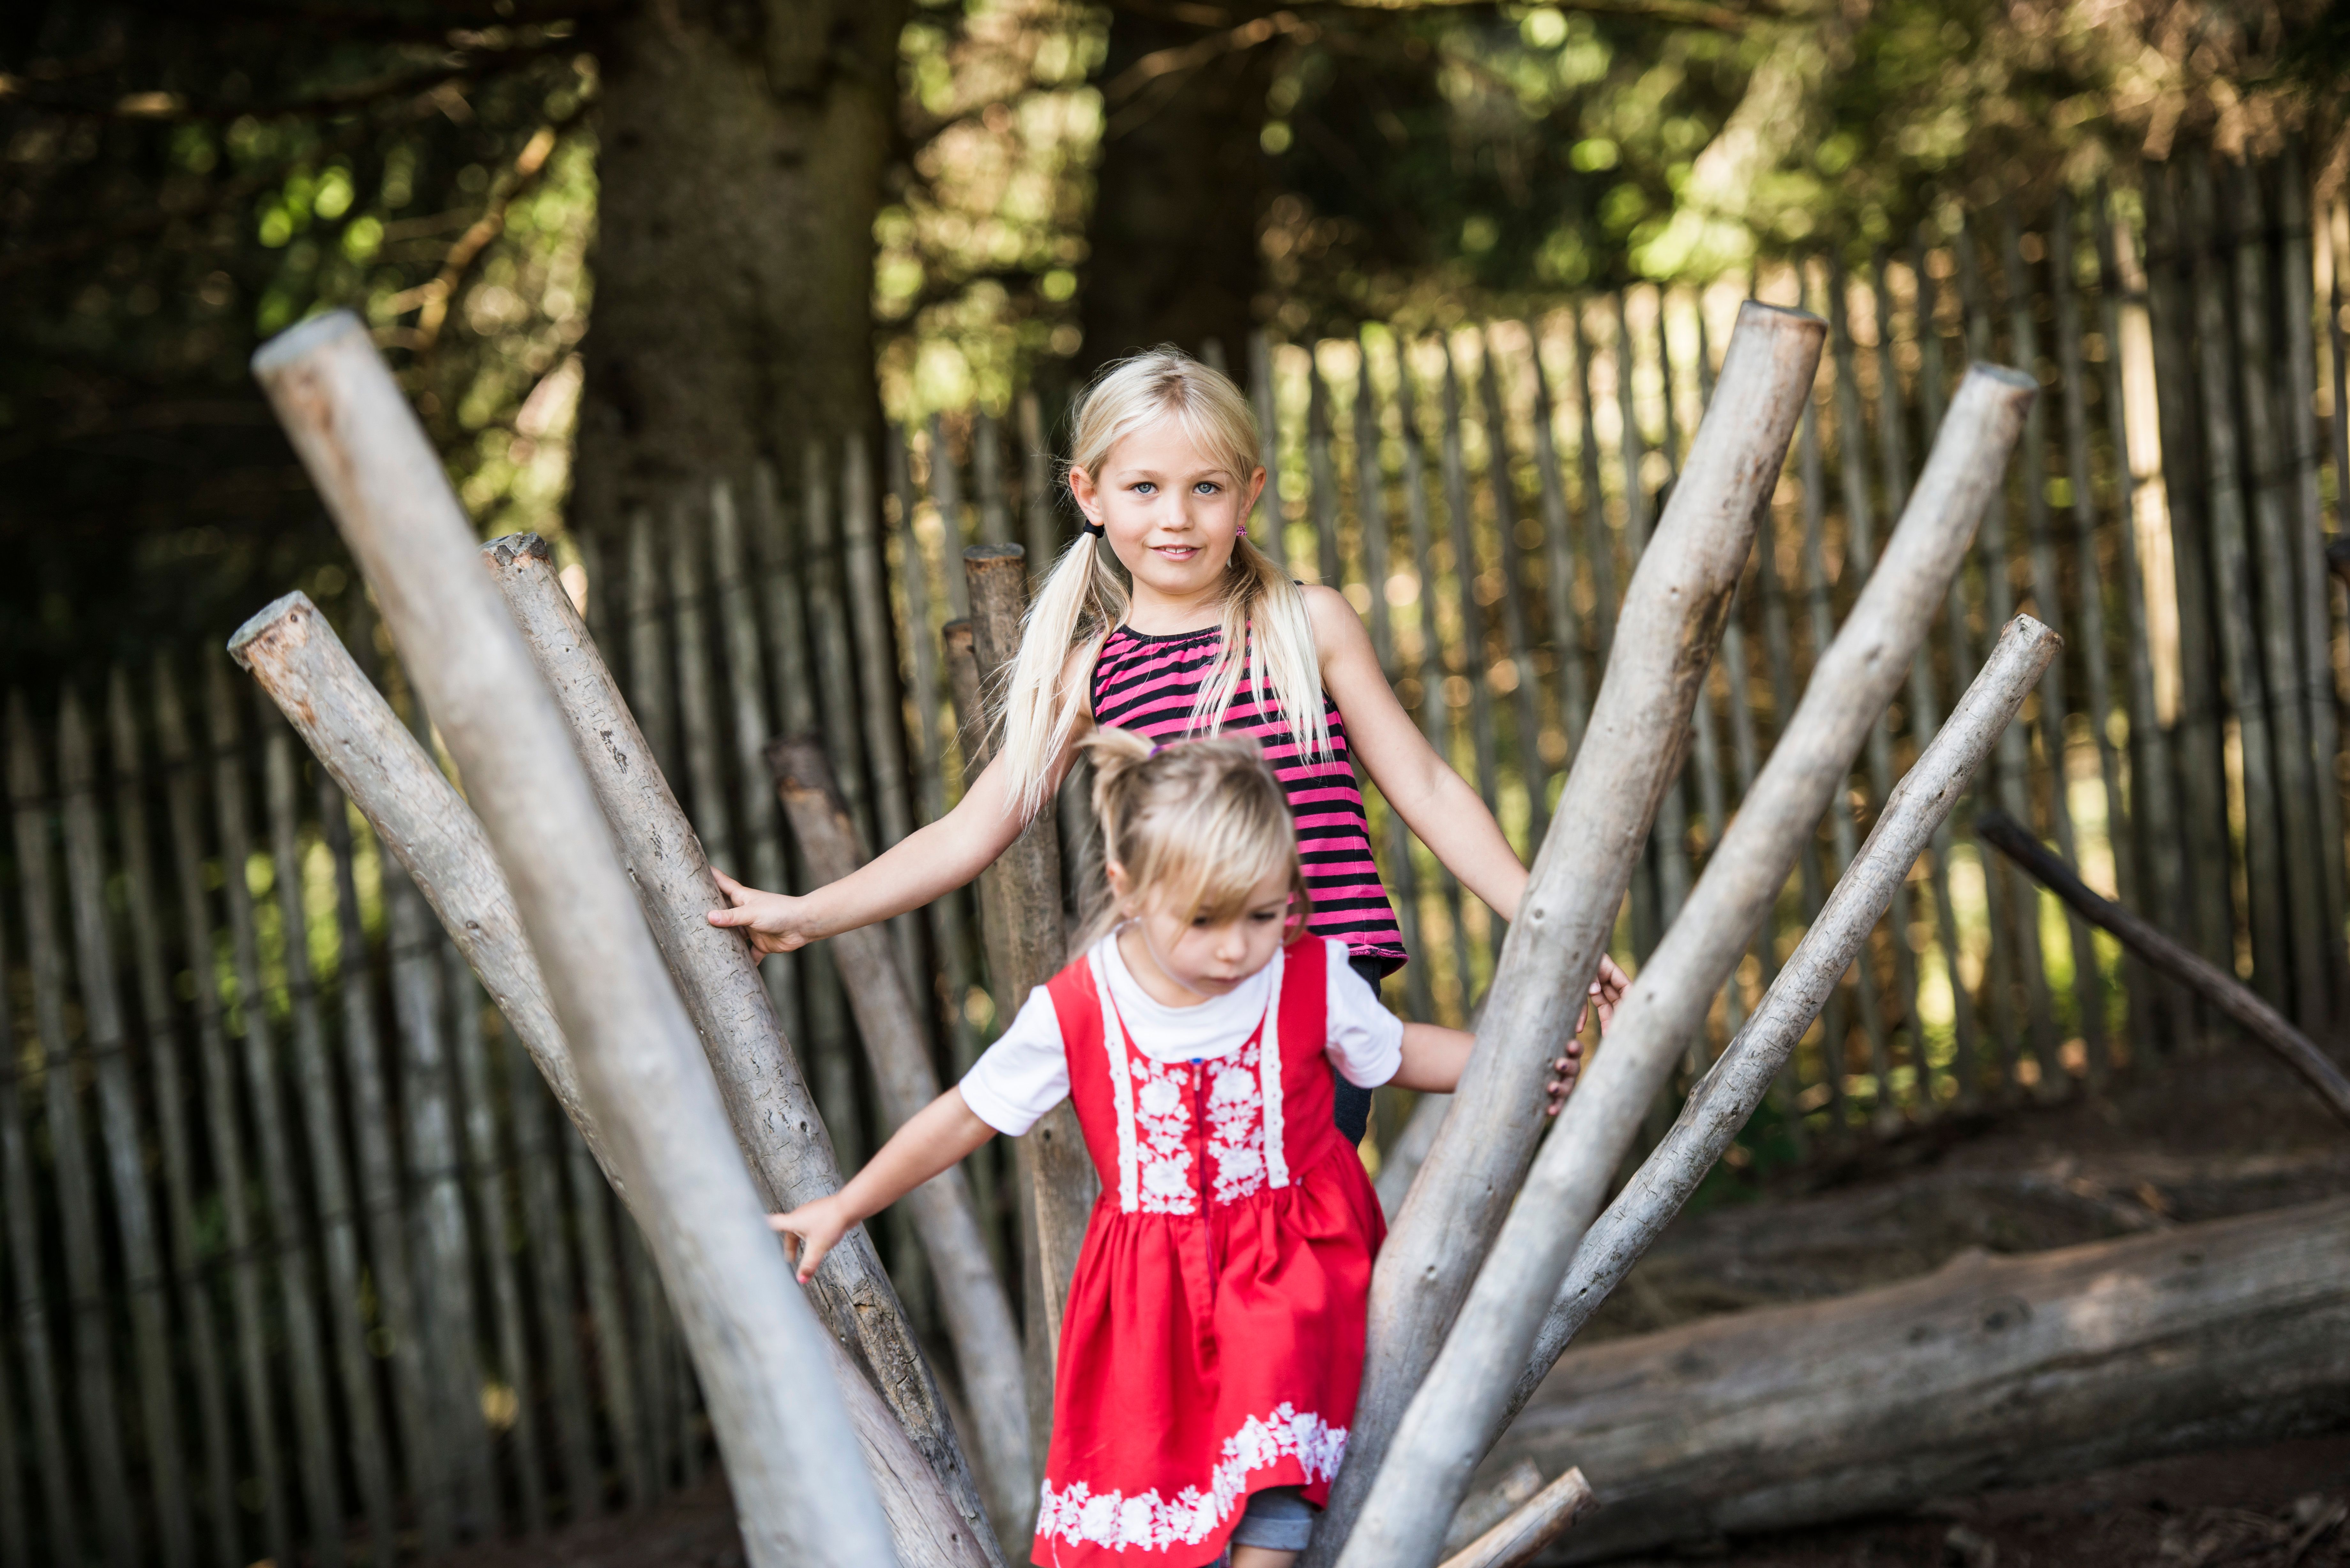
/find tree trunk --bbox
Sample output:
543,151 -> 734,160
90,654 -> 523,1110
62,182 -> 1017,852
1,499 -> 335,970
573,0 -> 904,544
1078,8 -> 1279,367
1483,1196 -> 2350,1564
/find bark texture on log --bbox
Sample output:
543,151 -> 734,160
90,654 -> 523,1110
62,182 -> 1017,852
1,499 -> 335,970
1310,302 -> 1826,1567
1488,1196 -> 2350,1563
478,531 -> 998,1560
1341,367 -> 2043,1568
1438,1469 -> 1594,1568
771,735 -> 1036,1534
1505,615 -> 2059,1431
251,312 -> 895,1568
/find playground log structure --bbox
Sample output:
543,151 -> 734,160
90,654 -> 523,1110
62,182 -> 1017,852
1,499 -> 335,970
231,593 -> 998,1566
1330,362 -> 2043,1566
1308,299 -> 1831,1563
248,310 -> 901,1567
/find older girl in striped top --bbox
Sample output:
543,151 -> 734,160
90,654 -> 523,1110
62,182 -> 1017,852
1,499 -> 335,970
709,346 -> 1626,1140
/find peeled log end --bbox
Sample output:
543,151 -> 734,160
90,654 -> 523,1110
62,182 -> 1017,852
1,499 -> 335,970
226,591 -> 321,668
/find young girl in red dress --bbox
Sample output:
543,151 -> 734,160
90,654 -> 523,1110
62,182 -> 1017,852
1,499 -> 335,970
770,731 -> 1579,1568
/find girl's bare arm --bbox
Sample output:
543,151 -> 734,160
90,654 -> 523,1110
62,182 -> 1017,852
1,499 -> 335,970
709,648 -> 1095,952
1390,1023 -> 1581,1111
769,1089 -> 997,1281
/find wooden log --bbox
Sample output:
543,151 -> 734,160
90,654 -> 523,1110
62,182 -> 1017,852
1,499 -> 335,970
1311,302 -> 1825,1568
770,736 -> 1035,1534
1954,222 -> 2061,1082
10,694 -> 140,1568
153,662 -> 295,1568
1488,1194 -> 2350,1564
962,542 -> 1093,1454
446,949 -> 548,1530
2184,162 -> 2294,1012
2273,149 -> 2350,1021
254,710 -> 397,1562
54,693 -> 195,1568
1505,614 -> 2061,1438
196,666 -> 352,1564
108,668 -> 241,1568
1396,355 -> 1477,1006
252,312 -> 898,1568
0,886 -> 85,1568
474,533 -> 1000,1557
1437,1468 -> 1595,1568
1439,341 -> 1503,818
2227,167 -> 2331,1028
1482,335 -> 1554,851
1975,809 -> 2350,1124
1332,357 -> 2029,1568
1751,457 -> 1824,1141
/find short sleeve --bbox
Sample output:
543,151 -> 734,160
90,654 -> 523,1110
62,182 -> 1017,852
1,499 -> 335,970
1324,939 -> 1404,1089
957,987 -> 1071,1137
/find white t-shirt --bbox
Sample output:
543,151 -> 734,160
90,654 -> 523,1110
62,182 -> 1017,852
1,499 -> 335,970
958,935 -> 1405,1138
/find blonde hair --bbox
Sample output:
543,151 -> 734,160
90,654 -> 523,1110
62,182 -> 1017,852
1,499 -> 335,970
1077,728 -> 1310,948
993,346 -> 1334,820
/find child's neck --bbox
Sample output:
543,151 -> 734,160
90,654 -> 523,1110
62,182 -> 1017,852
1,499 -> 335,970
1114,924 -> 1217,1009
1124,579 -> 1226,636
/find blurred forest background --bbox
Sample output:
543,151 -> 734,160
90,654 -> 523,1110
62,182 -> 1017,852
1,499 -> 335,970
1,0 -> 2344,689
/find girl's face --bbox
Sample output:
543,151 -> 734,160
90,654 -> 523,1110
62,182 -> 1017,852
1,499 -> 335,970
1068,414 -> 1266,606
1109,862 -> 1294,1002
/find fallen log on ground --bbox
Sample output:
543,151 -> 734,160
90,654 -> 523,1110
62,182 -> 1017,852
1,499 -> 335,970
1310,301 -> 1828,1566
478,533 -> 1003,1559
770,735 -> 1034,1532
1975,808 -> 2350,1127
251,311 -> 889,1566
1484,1194 -> 2350,1563
231,596 -> 991,1568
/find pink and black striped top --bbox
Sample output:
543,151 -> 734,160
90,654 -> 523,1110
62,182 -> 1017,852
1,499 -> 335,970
1090,623 -> 1408,972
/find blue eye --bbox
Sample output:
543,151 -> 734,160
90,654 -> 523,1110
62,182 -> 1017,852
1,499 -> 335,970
1133,481 -> 1156,495
1194,481 -> 1220,494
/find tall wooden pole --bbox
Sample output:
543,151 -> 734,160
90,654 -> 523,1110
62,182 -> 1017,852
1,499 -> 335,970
250,312 -> 898,1568
1330,362 -> 2034,1568
1304,303 -> 1826,1566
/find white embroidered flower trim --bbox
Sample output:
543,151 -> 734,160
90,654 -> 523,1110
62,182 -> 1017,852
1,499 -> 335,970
1035,1403 -> 1348,1554
1130,1054 -> 1196,1213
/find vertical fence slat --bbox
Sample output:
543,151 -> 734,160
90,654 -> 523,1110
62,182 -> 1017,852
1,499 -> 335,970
1528,328 -> 1593,762
1958,220 -> 2062,1086
2186,159 -> 2296,1012
565,1120 -> 647,1510
1357,344 -> 1435,1026
1251,332 -> 1295,573
1396,355 -> 1475,1015
199,665 -> 347,1566
110,669 -> 240,1568
927,416 -> 974,622
2228,166 -> 2331,1028
57,694 -> 193,1567
842,433 -> 926,998
1019,391 -> 1061,574
1440,341 -> 1502,827
2276,152 -> 2350,1021
155,663 -> 293,1568
504,1021 -> 603,1524
2049,195 -> 2142,1068
974,410 -> 1012,547
1482,334 -> 1553,854
1308,358 -> 1345,587
0,882 -> 83,1568
257,711 -> 396,1563
622,1217 -> 674,1498
0,1140 -> 22,1567
11,695 -> 140,1568
1753,447 -> 1819,1150
626,510 -> 678,787
671,497 -> 737,875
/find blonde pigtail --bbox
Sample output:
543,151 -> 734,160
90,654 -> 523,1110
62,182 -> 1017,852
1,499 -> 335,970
993,530 -> 1129,820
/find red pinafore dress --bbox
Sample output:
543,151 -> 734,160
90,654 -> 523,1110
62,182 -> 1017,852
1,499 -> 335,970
1031,937 -> 1386,1566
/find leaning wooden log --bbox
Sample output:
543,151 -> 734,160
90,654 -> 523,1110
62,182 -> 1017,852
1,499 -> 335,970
480,532 -> 1002,1559
1332,363 -> 2042,1568
770,734 -> 1036,1535
250,312 -> 895,1568
1501,614 -> 2061,1440
1437,1468 -> 1595,1568
963,542 -> 1096,1445
1975,808 -> 2350,1126
234,593 -> 998,1567
1309,301 -> 1827,1566
1484,1194 -> 2350,1563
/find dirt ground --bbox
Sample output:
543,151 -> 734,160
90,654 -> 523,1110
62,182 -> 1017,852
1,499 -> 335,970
444,1033 -> 2350,1568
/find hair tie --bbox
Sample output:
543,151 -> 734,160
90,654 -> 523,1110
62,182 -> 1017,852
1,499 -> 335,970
1081,518 -> 1106,538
